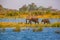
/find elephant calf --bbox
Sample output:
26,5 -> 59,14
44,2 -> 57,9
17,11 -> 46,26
41,19 -> 50,24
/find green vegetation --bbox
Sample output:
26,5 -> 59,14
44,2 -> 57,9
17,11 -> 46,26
0,3 -> 60,18
51,23 -> 60,27
13,28 -> 20,32
0,22 -> 60,28
33,27 -> 43,32
0,22 -> 60,32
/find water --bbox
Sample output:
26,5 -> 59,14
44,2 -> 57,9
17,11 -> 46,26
0,18 -> 60,40
0,18 -> 60,23
0,18 -> 26,23
0,28 -> 60,40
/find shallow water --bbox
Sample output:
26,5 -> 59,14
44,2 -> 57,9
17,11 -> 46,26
0,18 -> 60,23
0,18 -> 60,40
0,28 -> 60,40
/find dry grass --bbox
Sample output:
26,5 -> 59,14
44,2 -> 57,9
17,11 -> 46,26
0,14 -> 60,19
0,22 -> 60,28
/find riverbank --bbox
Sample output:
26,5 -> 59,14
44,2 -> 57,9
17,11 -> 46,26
0,14 -> 60,19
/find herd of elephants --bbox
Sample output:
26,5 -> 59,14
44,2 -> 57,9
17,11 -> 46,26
26,16 -> 50,24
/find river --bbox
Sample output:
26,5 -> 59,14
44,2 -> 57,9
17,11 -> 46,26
0,28 -> 60,40
0,18 -> 60,40
0,18 -> 60,23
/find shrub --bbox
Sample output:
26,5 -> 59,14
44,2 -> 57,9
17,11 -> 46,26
51,23 -> 60,27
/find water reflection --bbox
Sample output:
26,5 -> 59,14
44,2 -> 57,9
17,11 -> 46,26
33,27 -> 43,32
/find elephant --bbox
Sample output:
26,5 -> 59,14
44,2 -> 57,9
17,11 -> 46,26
41,19 -> 50,24
26,16 -> 39,24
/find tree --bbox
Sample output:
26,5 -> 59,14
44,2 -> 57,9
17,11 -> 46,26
19,5 -> 28,12
38,6 -> 45,10
6,10 -> 19,16
0,5 -> 3,8
46,6 -> 52,14
28,3 -> 37,11
0,5 -> 3,10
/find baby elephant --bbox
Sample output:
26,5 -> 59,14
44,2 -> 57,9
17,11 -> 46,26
41,19 -> 50,24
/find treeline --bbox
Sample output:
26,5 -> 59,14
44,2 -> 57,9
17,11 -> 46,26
0,5 -> 20,16
19,3 -> 60,15
0,3 -> 60,16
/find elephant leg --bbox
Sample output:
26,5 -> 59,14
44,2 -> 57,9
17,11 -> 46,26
44,22 -> 45,24
47,21 -> 50,24
26,20 -> 27,24
35,21 -> 39,24
29,20 -> 31,24
49,22 -> 50,24
37,21 -> 39,24
35,22 -> 36,24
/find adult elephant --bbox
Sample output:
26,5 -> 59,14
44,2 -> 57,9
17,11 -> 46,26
41,19 -> 50,24
26,16 -> 39,24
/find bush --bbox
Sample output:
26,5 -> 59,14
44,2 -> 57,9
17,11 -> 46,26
51,23 -> 60,27
33,27 -> 43,32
